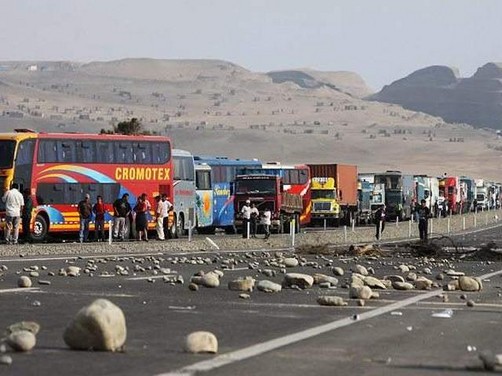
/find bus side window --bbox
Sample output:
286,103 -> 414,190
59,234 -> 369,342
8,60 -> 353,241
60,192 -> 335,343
38,139 -> 58,163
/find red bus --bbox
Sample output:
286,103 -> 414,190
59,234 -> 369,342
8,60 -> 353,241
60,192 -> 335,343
0,130 -> 173,241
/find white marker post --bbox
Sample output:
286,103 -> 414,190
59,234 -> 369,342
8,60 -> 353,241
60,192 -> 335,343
429,218 -> 433,236
343,225 -> 347,243
108,220 -> 113,245
290,218 -> 295,247
462,216 -> 466,230
246,220 -> 250,240
323,219 -> 327,231
474,215 -> 477,228
396,216 -> 399,228
351,219 -> 355,232
408,220 -> 412,238
188,220 -> 192,242
447,217 -> 451,234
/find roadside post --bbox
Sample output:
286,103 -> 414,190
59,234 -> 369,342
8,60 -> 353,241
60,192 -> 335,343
351,219 -> 355,232
396,216 -> 399,227
290,218 -> 295,247
323,219 -> 327,231
246,221 -> 250,240
343,225 -> 347,242
188,219 -> 192,242
462,216 -> 466,230
474,214 -> 477,228
447,217 -> 451,234
108,220 -> 113,245
430,217 -> 433,235
408,220 -> 412,238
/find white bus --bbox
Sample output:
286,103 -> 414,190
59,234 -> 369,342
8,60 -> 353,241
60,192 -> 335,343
195,163 -> 214,233
172,149 -> 196,237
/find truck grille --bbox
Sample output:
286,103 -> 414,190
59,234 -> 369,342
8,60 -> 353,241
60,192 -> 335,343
313,202 -> 331,211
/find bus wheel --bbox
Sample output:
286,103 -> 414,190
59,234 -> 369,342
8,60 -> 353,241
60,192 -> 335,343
32,214 -> 48,242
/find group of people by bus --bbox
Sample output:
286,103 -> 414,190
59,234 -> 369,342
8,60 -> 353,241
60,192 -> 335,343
240,200 -> 272,239
76,192 -> 173,243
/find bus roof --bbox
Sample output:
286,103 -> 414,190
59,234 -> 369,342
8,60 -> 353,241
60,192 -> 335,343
173,149 -> 193,157
0,131 -> 171,142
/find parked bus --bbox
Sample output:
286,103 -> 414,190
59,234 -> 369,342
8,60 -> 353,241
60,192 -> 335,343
193,156 -> 261,233
0,129 -> 173,241
172,149 -> 196,237
194,163 -> 213,233
239,162 -> 311,226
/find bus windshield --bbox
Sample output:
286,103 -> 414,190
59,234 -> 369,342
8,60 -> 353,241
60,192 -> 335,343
0,140 -> 16,168
236,179 -> 276,194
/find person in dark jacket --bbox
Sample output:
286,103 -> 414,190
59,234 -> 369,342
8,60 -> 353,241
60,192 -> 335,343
78,193 -> 92,243
21,188 -> 33,243
93,195 -> 106,242
374,205 -> 386,240
416,199 -> 431,241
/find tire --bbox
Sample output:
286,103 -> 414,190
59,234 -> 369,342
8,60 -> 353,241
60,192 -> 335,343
32,214 -> 48,242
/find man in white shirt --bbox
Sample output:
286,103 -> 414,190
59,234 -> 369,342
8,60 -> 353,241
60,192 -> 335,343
262,208 -> 271,239
156,193 -> 172,240
2,183 -> 24,244
241,200 -> 251,238
250,203 -> 259,238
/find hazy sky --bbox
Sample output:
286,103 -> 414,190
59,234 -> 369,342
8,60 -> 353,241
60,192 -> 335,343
1,0 -> 501,90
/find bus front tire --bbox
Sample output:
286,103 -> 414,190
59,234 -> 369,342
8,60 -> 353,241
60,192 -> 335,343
32,214 -> 48,242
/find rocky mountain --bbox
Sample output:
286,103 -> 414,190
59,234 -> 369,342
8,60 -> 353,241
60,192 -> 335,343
0,58 -> 501,180
370,62 -> 502,129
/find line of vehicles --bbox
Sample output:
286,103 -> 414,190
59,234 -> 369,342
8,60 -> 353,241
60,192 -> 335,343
0,129 -> 500,242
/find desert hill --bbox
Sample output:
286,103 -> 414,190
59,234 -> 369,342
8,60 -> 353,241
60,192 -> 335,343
370,62 -> 502,130
0,58 -> 501,181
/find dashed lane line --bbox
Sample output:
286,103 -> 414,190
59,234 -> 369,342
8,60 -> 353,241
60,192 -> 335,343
155,268 -> 502,376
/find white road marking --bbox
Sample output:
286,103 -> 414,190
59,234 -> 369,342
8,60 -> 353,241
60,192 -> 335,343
0,287 -> 40,294
155,268 -> 502,376
126,275 -> 176,281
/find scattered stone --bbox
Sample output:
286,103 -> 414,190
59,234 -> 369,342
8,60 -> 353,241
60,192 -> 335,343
357,299 -> 365,307
446,270 -> 465,277
392,281 -> 414,290
384,275 -> 405,283
466,300 -> 475,307
63,299 -> 126,352
201,272 -> 220,288
350,276 -> 365,288
353,264 -> 368,276
349,285 -> 373,300
29,271 -> 40,278
459,276 -> 482,292
257,280 -> 282,293
228,277 -> 255,292
17,276 -> 32,288
435,273 -> 445,281
414,277 -> 433,290
0,355 -> 12,366
398,265 -> 410,273
332,267 -> 344,276
313,273 -> 338,286
283,273 -> 314,289
239,293 -> 250,299
423,267 -> 432,275
319,282 -> 331,289
66,266 -> 81,277
406,272 -> 417,282
443,281 -> 459,291
184,331 -> 218,353
283,258 -> 299,267
6,330 -> 36,352
370,291 -> 380,299
38,280 -> 51,285
363,276 -> 386,289
188,283 -> 199,291
6,321 -> 41,335
317,296 -> 347,306
479,350 -> 502,371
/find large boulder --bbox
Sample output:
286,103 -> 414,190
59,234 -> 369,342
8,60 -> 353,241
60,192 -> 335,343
458,276 -> 482,292
349,286 -> 373,300
63,299 -> 126,352
17,276 -> 32,288
363,276 -> 387,289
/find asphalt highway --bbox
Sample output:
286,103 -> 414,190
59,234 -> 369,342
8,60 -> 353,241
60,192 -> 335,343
1,226 -> 502,376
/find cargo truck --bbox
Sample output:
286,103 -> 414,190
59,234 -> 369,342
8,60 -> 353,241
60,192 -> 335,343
374,171 -> 414,221
234,174 -> 303,233
358,173 -> 385,225
307,164 -> 358,226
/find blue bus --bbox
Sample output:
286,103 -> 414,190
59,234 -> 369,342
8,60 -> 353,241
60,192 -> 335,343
193,156 -> 261,233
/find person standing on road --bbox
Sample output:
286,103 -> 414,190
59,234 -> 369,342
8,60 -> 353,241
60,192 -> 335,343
21,188 -> 33,244
241,200 -> 251,238
78,193 -> 93,243
250,203 -> 259,238
160,194 -> 173,238
261,207 -> 271,239
92,195 -> 106,242
155,195 -> 169,240
416,199 -> 431,241
134,193 -> 151,242
113,193 -> 131,241
374,204 -> 386,240
2,183 -> 24,244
